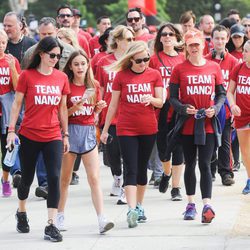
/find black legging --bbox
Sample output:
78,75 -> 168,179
17,134 -> 63,208
182,134 -> 215,199
232,134 -> 240,163
118,134 -> 156,186
0,132 -> 9,172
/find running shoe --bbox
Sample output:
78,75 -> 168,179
136,203 -> 147,223
56,212 -> 67,231
201,204 -> 215,223
183,203 -> 197,220
232,161 -> 240,172
171,187 -> 182,201
153,176 -> 162,188
159,173 -> 171,193
98,216 -> 114,234
16,210 -> 30,233
44,222 -> 62,242
222,174 -> 235,186
127,208 -> 138,228
110,175 -> 122,196
148,172 -> 155,185
70,172 -> 79,185
117,188 -> 127,205
2,179 -> 12,197
35,185 -> 48,199
242,179 -> 250,195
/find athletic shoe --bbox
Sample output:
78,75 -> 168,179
70,172 -> 79,185
153,177 -> 162,188
201,204 -> 215,223
232,161 -> 240,172
148,172 -> 155,185
16,210 -> 30,233
242,179 -> 250,195
171,187 -> 182,201
117,188 -> 127,205
35,186 -> 48,199
222,174 -> 235,186
110,175 -> 122,196
2,179 -> 12,197
159,173 -> 171,193
56,212 -> 67,231
127,208 -> 138,228
136,203 -> 147,223
44,223 -> 62,242
183,203 -> 197,220
98,216 -> 114,234
12,174 -> 21,188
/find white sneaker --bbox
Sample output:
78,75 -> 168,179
117,188 -> 127,205
110,175 -> 122,196
56,212 -> 67,231
98,216 -> 114,234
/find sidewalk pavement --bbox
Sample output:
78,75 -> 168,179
1,155 -> 250,250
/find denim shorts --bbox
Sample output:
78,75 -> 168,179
68,124 -> 97,154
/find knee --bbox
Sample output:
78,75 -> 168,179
87,175 -> 99,188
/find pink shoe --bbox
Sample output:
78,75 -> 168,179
2,179 -> 12,197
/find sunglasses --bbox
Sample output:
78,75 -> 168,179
58,14 -> 72,18
133,57 -> 150,64
126,37 -> 135,42
127,17 -> 140,23
243,24 -> 250,27
161,32 -> 175,37
46,52 -> 61,59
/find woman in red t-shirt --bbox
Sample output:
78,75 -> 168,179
58,50 -> 114,234
0,30 -> 21,197
7,36 -> 70,242
101,41 -> 163,228
150,23 -> 185,200
169,28 -> 226,224
227,40 -> 250,195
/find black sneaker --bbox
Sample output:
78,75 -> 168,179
70,172 -> 79,185
44,223 -> 63,242
222,174 -> 235,186
153,177 -> 162,188
13,174 -> 21,188
171,188 -> 182,201
16,210 -> 30,233
148,172 -> 155,185
232,161 -> 240,172
159,173 -> 171,193
35,186 -> 48,199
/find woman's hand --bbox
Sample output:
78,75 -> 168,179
141,94 -> 153,106
6,132 -> 19,150
205,107 -> 216,118
95,100 -> 107,112
5,54 -> 16,69
100,131 -> 109,144
231,104 -> 241,116
73,100 -> 84,111
63,137 -> 70,154
186,105 -> 198,115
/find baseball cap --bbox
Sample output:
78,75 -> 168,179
230,24 -> 245,37
184,28 -> 204,45
72,9 -> 82,17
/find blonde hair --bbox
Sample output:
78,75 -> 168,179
106,41 -> 149,72
0,29 -> 8,41
108,25 -> 134,52
57,27 -> 80,49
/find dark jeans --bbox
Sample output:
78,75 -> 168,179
118,134 -> 156,186
182,134 -> 215,199
17,135 -> 63,208
232,134 -> 240,163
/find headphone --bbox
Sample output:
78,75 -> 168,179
212,49 -> 225,60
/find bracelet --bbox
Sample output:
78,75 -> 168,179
62,132 -> 69,138
8,131 -> 15,133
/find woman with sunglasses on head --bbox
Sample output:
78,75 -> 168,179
227,40 -> 250,194
101,41 -> 163,228
169,28 -> 226,223
149,23 -> 185,201
95,25 -> 134,204
57,50 -> 114,234
7,36 -> 70,242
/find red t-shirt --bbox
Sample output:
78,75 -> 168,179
112,67 -> 163,136
89,36 -> 100,58
95,53 -> 118,126
230,62 -> 250,128
203,38 -> 214,56
17,69 -> 70,142
67,83 -> 101,125
135,33 -> 155,42
77,33 -> 90,58
78,29 -> 92,42
230,50 -> 243,63
91,51 -> 107,75
150,51 -> 185,122
0,54 -> 21,95
170,59 -> 223,135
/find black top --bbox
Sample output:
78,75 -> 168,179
6,36 -> 36,63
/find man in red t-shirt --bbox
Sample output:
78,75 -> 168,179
89,16 -> 111,58
126,7 -> 154,43
205,25 -> 238,186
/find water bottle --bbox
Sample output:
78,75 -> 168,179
4,138 -> 20,167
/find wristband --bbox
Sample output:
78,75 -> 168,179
62,132 -> 69,138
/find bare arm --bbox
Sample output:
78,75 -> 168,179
227,79 -> 241,116
6,54 -> 19,90
142,87 -> 163,108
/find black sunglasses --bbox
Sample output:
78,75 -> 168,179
126,37 -> 135,42
46,52 -> 61,59
133,57 -> 150,64
58,14 -> 72,18
161,32 -> 175,37
127,17 -> 140,23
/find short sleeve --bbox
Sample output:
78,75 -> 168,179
154,70 -> 163,87
215,63 -> 223,86
170,64 -> 180,84
230,63 -> 242,82
112,72 -> 122,91
62,73 -> 70,95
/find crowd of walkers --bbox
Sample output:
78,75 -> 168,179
0,3 -> 250,242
